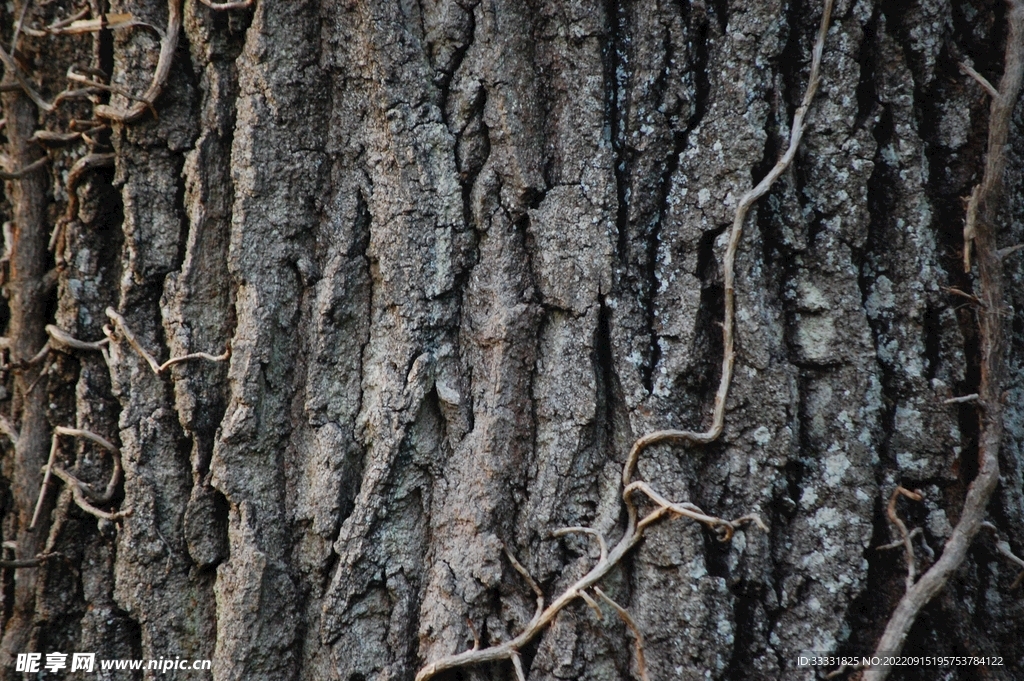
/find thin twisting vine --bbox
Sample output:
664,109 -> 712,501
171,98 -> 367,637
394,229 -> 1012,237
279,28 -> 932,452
876,486 -> 925,593
0,0 -> 254,175
31,426 -> 129,530
3,306 -> 227,557
980,523 -> 1024,589
414,2 -> 834,679
104,307 -> 230,374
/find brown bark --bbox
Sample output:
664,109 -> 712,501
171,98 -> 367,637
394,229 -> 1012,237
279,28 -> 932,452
2,1 -> 1024,680
0,52 -> 52,677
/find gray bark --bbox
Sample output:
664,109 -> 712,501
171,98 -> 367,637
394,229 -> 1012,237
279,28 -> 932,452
1,0 -> 1023,680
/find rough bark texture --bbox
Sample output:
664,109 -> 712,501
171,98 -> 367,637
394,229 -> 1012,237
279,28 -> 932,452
1,0 -> 1023,680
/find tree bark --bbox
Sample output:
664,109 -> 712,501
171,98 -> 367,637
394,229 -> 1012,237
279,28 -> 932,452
1,1 -> 1023,680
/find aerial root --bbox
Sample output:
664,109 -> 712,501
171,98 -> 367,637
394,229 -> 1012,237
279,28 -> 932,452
883,486 -> 925,592
104,307 -> 229,375
594,587 -> 650,681
981,522 -> 1024,589
30,426 -> 126,530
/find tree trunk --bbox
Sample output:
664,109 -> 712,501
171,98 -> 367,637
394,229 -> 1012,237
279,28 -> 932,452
1,0 -> 1023,680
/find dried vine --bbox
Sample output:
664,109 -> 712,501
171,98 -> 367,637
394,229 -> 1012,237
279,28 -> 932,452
93,0 -> 182,123
859,3 -> 1024,679
876,486 -> 925,593
31,426 -> 128,529
981,522 -> 1024,589
414,2 -> 833,679
104,307 -> 230,374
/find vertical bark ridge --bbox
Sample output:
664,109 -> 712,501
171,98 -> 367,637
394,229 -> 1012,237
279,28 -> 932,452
318,1 -> 468,678
209,0 -> 328,677
169,0 -> 248,577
